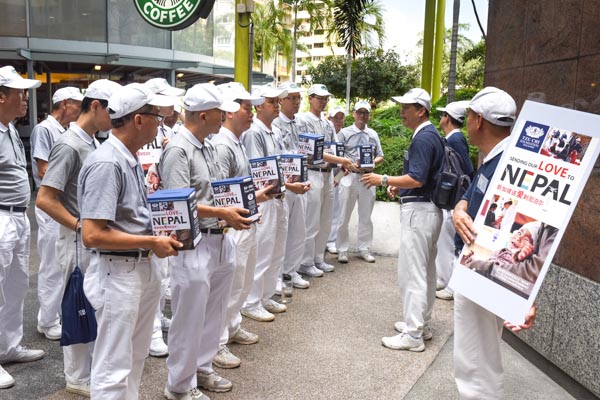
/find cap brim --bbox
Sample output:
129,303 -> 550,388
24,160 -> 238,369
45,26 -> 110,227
219,100 -> 241,113
312,90 -> 332,97
391,95 -> 413,104
149,94 -> 176,108
5,79 -> 42,90
436,106 -> 448,112
70,93 -> 85,101
160,87 -> 186,97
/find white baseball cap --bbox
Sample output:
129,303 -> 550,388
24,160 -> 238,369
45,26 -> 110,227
328,105 -> 347,118
144,77 -> 185,97
183,83 -> 240,113
469,87 -> 516,127
0,66 -> 41,89
52,87 -> 84,104
437,100 -> 469,123
392,88 -> 431,111
107,83 -> 173,120
278,81 -> 305,94
252,85 -> 287,99
218,81 -> 265,106
353,100 -> 371,112
308,83 -> 332,97
173,102 -> 182,114
85,79 -> 122,101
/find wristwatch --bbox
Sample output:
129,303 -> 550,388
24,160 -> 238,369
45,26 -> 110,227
381,174 -> 388,187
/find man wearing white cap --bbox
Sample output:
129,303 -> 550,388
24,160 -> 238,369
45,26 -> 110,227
296,84 -> 357,277
336,100 -> 384,264
78,83 -> 181,399
434,101 -> 474,301
361,88 -> 444,352
37,79 -> 121,397
240,84 -> 291,321
211,81 -> 271,368
0,65 -> 44,390
326,105 -> 348,255
452,87 -> 537,400
273,81 -> 312,291
160,83 -> 251,399
30,86 -> 84,342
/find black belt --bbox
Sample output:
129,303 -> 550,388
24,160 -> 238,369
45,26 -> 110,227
200,227 -> 227,235
95,250 -> 150,258
0,205 -> 27,213
308,167 -> 332,172
399,196 -> 431,204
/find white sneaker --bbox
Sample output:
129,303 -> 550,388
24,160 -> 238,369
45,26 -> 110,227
241,306 -> 275,322
37,323 -> 62,341
1,346 -> 44,363
298,264 -> 324,277
161,316 -> 171,332
359,251 -> 375,263
0,365 -> 15,389
393,321 -> 433,340
337,252 -> 348,263
66,381 -> 90,397
213,346 -> 241,369
436,289 -> 454,300
149,336 -> 169,357
382,333 -> 425,352
164,385 -> 210,400
196,370 -> 232,393
291,272 -> 309,289
326,244 -> 338,254
315,261 -> 335,272
262,299 -> 287,313
228,328 -> 259,345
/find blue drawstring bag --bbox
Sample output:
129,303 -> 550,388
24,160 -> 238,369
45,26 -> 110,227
60,231 -> 97,346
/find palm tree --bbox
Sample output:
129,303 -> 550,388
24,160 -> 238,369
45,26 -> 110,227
253,0 -> 293,77
330,0 -> 385,107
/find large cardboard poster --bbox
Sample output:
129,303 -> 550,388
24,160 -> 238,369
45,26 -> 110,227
449,100 -> 600,325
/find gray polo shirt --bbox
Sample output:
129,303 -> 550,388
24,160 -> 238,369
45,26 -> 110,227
295,112 -> 337,142
42,123 -> 99,218
241,117 -> 285,159
78,135 -> 152,241
0,122 -> 30,207
337,123 -> 384,163
212,127 -> 252,178
273,113 -> 306,154
159,126 -> 225,229
30,115 -> 66,188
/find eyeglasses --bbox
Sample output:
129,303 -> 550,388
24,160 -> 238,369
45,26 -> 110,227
355,110 -> 370,116
312,95 -> 329,102
139,112 -> 164,123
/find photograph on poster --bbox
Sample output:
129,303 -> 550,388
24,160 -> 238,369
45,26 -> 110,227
539,128 -> 592,164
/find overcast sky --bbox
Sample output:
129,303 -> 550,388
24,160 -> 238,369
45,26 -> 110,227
378,0 -> 489,62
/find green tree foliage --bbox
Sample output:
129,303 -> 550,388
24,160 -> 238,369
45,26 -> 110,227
253,0 -> 293,73
306,48 -> 418,105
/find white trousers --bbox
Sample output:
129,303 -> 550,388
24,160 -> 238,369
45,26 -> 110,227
35,206 -> 62,328
435,209 -> 456,290
335,173 -> 375,253
85,253 -> 161,400
454,292 -> 504,400
302,170 -> 334,266
327,183 -> 340,245
219,224 -> 257,346
56,226 -> 93,385
152,257 -> 170,340
283,191 -> 307,275
167,233 -> 235,393
0,210 -> 30,362
244,199 -> 288,310
397,202 -> 442,338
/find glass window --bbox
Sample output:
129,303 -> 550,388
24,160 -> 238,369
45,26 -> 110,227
173,17 -> 214,56
30,0 -> 106,41
108,0 -> 170,48
0,0 -> 27,37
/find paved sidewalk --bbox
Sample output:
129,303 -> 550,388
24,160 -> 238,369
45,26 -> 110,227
0,201 -> 582,399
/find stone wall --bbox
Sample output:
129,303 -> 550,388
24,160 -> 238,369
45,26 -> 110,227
486,0 -> 600,395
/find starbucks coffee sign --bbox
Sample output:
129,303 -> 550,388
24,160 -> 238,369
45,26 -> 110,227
134,0 -> 216,31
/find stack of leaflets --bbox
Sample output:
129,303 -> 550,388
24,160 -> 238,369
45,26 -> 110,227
211,176 -> 259,223
249,155 -> 286,195
148,188 -> 202,250
280,154 -> 308,183
358,144 -> 374,169
298,133 -> 324,164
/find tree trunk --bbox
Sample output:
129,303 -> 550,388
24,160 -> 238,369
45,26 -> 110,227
447,0 -> 460,103
345,52 -> 351,113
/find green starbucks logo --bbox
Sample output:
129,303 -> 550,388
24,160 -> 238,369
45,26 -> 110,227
134,0 -> 214,31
